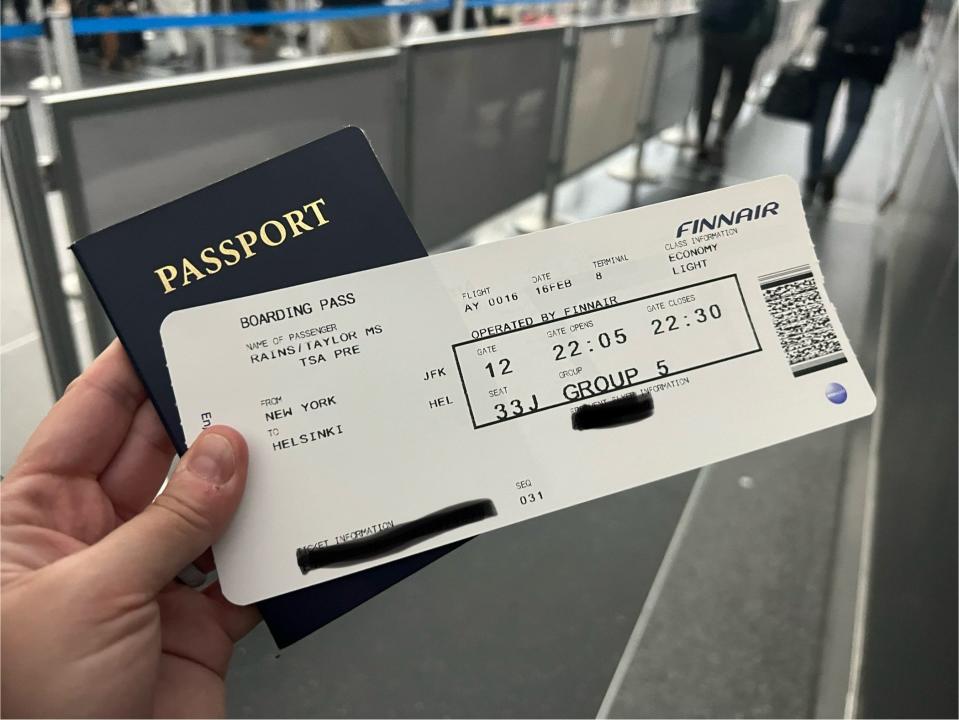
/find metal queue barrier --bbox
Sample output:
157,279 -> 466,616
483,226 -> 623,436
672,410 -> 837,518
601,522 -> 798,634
568,5 -> 700,190
562,15 -> 657,178
404,26 -> 565,249
515,12 -> 658,231
45,49 -> 406,352
0,1 -> 451,89
15,3 -> 706,360
646,7 -> 698,138
1,96 -> 82,396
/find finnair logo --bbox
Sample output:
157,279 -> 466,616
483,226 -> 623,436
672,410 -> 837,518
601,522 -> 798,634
675,201 -> 780,238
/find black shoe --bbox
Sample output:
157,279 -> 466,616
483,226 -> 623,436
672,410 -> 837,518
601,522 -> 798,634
709,140 -> 726,167
694,146 -> 710,165
802,177 -> 818,205
819,174 -> 836,203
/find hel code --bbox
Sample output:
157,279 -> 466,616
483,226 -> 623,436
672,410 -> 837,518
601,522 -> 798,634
153,197 -> 331,294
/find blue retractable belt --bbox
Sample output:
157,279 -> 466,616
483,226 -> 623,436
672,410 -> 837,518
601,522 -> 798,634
0,23 -> 43,40
0,1 -> 450,41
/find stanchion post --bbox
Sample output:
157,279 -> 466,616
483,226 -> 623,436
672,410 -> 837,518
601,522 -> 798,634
306,0 -> 324,54
218,0 -> 237,38
543,24 -> 580,223
277,0 -> 304,58
196,0 -> 216,70
451,0 -> 465,31
400,39 -> 414,215
384,0 -> 401,47
27,0 -> 62,91
78,273 -> 115,353
652,12 -> 695,148
1,98 -> 82,396
514,22 -> 580,233
607,12 -> 669,190
47,8 -> 82,91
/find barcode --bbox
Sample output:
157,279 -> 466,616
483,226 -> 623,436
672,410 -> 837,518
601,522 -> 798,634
759,265 -> 846,377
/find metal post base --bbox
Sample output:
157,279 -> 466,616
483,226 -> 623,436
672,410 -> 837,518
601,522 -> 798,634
606,160 -> 661,185
657,121 -> 694,148
278,0 -> 303,59
27,75 -> 63,91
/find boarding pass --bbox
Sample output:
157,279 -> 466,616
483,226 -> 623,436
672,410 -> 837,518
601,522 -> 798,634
161,176 -> 875,605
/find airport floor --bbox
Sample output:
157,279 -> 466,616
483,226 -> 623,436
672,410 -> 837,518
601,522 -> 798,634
1,40 -> 956,718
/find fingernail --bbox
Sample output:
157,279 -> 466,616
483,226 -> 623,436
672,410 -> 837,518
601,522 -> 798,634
186,432 -> 235,486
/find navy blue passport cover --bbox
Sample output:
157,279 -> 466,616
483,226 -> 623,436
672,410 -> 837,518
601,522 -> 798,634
71,127 -> 462,648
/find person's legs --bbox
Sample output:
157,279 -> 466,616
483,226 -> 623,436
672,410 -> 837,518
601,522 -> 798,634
244,0 -> 270,49
717,43 -> 761,141
697,34 -> 724,156
94,1 -> 119,70
327,17 -> 392,53
13,0 -> 29,24
153,0 -> 188,58
805,75 -> 841,195
822,77 -> 877,182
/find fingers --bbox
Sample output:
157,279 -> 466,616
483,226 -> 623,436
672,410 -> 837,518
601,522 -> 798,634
12,341 -> 146,480
85,426 -> 248,598
97,399 -> 175,521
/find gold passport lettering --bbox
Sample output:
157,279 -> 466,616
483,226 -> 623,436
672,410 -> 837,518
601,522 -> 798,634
153,197 -> 331,294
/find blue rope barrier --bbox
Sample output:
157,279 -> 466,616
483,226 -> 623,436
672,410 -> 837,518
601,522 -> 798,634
71,1 -> 450,34
465,0 -> 567,7
0,22 -> 43,40
0,1 -> 450,41
0,0 -> 571,42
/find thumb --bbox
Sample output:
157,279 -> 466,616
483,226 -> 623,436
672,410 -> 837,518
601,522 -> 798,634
89,426 -> 248,597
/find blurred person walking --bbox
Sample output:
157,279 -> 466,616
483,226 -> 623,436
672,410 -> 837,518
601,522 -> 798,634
696,0 -> 780,166
325,0 -> 392,53
153,0 -> 196,62
804,0 -> 925,203
4,0 -> 29,24
82,0 -> 145,71
242,0 -> 271,50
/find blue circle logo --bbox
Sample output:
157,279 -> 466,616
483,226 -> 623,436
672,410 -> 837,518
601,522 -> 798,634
825,382 -> 847,404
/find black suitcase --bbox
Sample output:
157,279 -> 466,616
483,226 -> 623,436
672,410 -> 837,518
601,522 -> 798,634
763,63 -> 819,123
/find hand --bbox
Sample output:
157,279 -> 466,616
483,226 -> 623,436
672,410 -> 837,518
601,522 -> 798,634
1,341 -> 259,718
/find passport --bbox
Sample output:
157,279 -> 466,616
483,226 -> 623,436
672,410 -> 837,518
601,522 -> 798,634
71,127 -> 462,647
